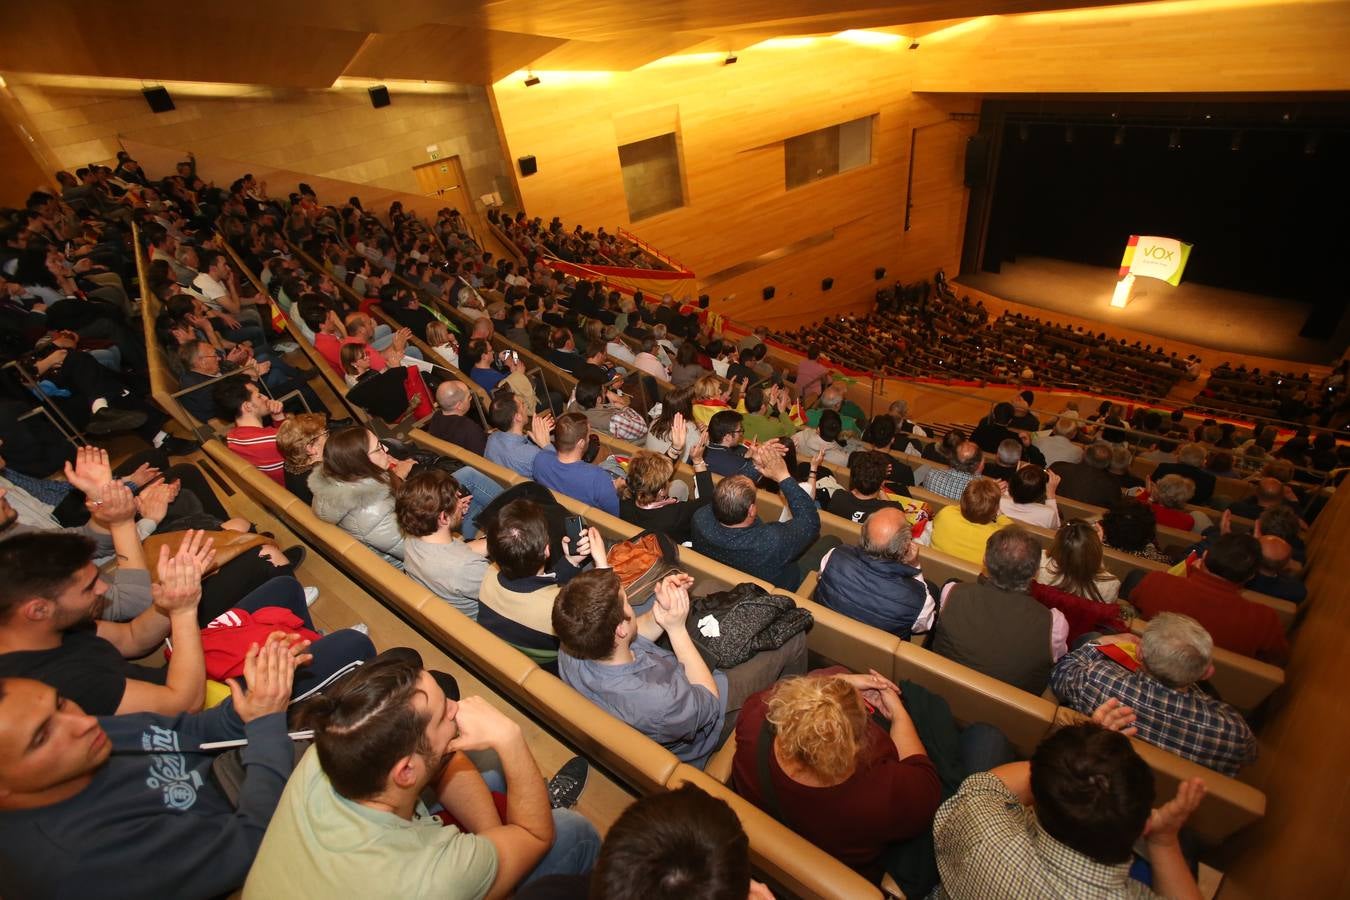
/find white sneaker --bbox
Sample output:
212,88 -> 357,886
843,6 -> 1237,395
303,586 -> 320,607
350,622 -> 369,635
273,340 -> 300,353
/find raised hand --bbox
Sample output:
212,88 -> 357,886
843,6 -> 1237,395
134,480 -> 177,522
690,425 -> 709,464
64,445 -> 114,495
266,396 -> 286,418
150,531 -> 214,616
88,480 -> 137,527
529,411 -> 554,448
1143,777 -> 1207,848
1090,697 -> 1138,736
1046,466 -> 1062,497
124,462 -> 160,487
228,632 -> 309,723
669,411 -> 687,451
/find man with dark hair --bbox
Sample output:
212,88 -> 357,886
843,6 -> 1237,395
480,499 -> 607,667
219,379 -> 287,485
531,413 -> 621,515
579,784 -> 770,900
692,444 -> 820,589
971,402 -> 1022,455
0,639 -> 304,900
569,378 -> 648,442
933,722 -> 1206,900
741,383 -> 796,443
1051,441 -> 1122,509
827,451 -> 904,523
554,569 -> 805,767
485,392 -> 554,477
245,649 -> 599,897
397,468 -> 490,620
1052,613 -> 1257,774
704,410 -> 761,480
816,507 -> 928,638
927,525 -> 1068,694
1126,532 -> 1288,663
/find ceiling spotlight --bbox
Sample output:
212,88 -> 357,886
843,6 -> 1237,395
523,73 -> 541,87
1168,129 -> 1181,150
1230,130 -> 1243,152
1113,126 -> 1125,146
724,54 -> 738,65
908,41 -> 920,50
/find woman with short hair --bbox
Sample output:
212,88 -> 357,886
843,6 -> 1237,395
275,412 -> 328,504
931,477 -> 1012,565
621,414 -> 711,543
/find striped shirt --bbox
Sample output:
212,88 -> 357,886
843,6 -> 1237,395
226,425 -> 285,485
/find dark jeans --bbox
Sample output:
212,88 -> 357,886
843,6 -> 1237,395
231,575 -> 376,700
198,548 -> 295,624
959,722 -> 1017,773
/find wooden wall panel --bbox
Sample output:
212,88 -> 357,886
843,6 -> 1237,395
913,0 -> 1350,93
6,80 -> 512,207
491,42 -> 979,328
342,26 -> 566,85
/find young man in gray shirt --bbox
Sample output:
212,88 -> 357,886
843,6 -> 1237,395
395,468 -> 490,619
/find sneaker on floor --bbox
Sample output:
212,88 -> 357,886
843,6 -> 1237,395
272,340 -> 300,353
349,622 -> 369,636
547,756 -> 589,810
86,406 -> 148,435
303,586 -> 319,607
158,435 -> 200,456
283,545 -> 307,569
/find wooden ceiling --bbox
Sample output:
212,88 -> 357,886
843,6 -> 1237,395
0,0 -> 1158,86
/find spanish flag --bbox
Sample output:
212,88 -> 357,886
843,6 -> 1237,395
268,301 -> 287,335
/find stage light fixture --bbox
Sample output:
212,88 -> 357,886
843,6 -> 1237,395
523,73 -> 541,87
1168,129 -> 1181,150
1064,125 -> 1074,144
874,267 -> 886,280
1230,130 -> 1243,152
908,41 -> 920,50
724,54 -> 738,65
1113,126 -> 1125,146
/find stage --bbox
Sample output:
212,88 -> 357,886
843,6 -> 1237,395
956,257 -> 1336,367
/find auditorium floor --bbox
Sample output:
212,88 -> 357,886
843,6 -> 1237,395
957,257 -> 1338,366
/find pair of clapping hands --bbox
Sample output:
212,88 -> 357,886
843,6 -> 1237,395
665,412 -> 708,462
66,446 -> 179,526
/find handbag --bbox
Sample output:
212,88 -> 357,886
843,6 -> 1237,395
687,583 -> 813,669
141,529 -> 272,581
606,531 -> 680,605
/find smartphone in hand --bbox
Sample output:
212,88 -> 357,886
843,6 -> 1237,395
563,515 -> 586,547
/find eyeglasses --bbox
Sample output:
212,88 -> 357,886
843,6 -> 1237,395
368,441 -> 389,457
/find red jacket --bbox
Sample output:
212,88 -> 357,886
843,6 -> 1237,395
187,607 -> 322,681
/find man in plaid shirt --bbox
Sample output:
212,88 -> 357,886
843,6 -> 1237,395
1050,613 -> 1257,775
933,717 -> 1207,900
919,441 -> 983,500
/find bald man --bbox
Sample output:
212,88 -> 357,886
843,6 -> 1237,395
1227,476 -> 1297,521
1246,534 -> 1308,604
426,380 -> 486,455
815,507 -> 930,638
921,440 -> 984,501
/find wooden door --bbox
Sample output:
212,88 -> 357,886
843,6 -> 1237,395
412,156 -> 469,205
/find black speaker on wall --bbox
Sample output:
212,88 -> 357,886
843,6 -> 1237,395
821,277 -> 834,291
963,135 -> 989,188
368,85 -> 391,108
142,87 -> 174,114
762,286 -> 775,301
518,155 -> 538,177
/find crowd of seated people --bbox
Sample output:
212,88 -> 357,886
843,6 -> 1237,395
774,280 -> 1190,401
489,208 -> 672,271
0,157 -> 1285,900
1199,359 -> 1348,426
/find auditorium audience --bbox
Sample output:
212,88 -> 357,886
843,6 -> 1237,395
827,450 -> 906,523
310,427 -> 410,564
245,649 -> 600,897
920,440 -> 983,500
926,526 -> 1069,695
1037,521 -> 1122,605
219,378 -> 288,485
426,380 -> 487,456
998,464 -> 1061,529
1151,443 -> 1217,505
1145,474 -> 1198,532
703,410 -> 763,480
620,422 -> 712,544
274,412 -> 328,504
644,386 -> 700,462
1051,613 -> 1257,775
485,392 -> 554,478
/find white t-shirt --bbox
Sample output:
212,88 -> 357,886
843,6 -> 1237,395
191,272 -> 228,310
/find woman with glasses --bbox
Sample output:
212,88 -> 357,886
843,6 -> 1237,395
309,426 -> 414,565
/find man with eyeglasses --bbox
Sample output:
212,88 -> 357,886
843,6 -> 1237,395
703,410 -> 762,481
177,339 -> 322,424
